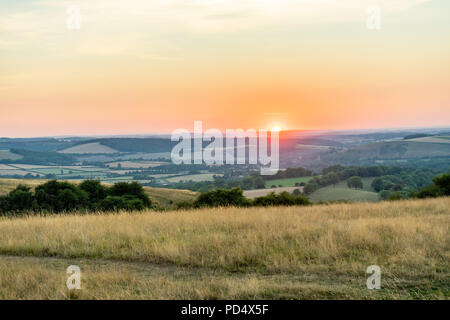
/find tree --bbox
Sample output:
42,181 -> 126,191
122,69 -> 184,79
433,173 -> 450,195
33,180 -> 88,212
322,165 -> 345,175
371,178 -> 384,192
414,172 -> 450,198
109,182 -> 151,207
99,196 -> 126,211
252,191 -> 309,207
304,181 -> 319,194
347,176 -> 363,189
6,185 -> 34,212
193,187 -> 250,208
327,173 -> 339,186
79,180 -> 108,206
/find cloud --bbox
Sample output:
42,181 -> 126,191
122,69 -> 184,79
0,0 -> 434,58
2,0 -> 433,35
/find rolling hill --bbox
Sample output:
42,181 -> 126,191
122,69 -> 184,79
59,142 -> 119,154
323,141 -> 450,165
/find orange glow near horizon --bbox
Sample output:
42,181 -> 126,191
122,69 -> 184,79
1,0 -> 449,137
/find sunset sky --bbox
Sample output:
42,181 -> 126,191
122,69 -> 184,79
1,0 -> 449,137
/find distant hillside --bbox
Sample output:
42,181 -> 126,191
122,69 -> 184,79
0,150 -> 22,161
323,141 -> 450,164
59,142 -> 119,154
0,138 -> 77,152
61,138 -> 173,154
308,178 -> 380,203
2,149 -> 76,165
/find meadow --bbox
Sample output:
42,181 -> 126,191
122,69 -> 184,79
308,177 -> 380,203
0,197 -> 448,299
243,186 -> 303,198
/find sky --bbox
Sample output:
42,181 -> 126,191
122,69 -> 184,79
1,0 -> 449,137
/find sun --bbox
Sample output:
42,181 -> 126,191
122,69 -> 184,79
271,126 -> 282,132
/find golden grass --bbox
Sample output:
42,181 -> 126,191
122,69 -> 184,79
142,186 -> 197,207
0,197 -> 448,299
0,178 -> 45,195
1,256 -> 433,300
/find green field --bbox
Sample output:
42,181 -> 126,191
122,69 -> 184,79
0,150 -> 22,161
308,177 -> 380,203
265,176 -> 313,188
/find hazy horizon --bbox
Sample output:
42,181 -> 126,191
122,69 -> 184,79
1,124 -> 449,140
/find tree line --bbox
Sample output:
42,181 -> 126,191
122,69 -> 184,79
176,187 -> 310,209
303,165 -> 439,196
0,180 -> 152,215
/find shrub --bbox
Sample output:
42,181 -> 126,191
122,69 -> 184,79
413,173 -> 450,199
433,173 -> 450,195
304,181 -> 319,195
6,185 -> 34,212
252,192 -> 310,207
79,180 -> 108,204
193,187 -> 251,208
99,196 -> 126,211
387,191 -> 404,201
33,180 -> 88,212
109,182 -> 151,207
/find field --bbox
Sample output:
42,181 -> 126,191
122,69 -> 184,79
142,187 -> 197,207
411,136 -> 450,144
244,186 -> 303,199
0,197 -> 448,299
0,150 -> 22,161
265,176 -> 313,188
0,163 -> 220,185
106,161 -> 169,169
0,179 -> 47,194
59,142 -> 118,154
308,177 -> 380,203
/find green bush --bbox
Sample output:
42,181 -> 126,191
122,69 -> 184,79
109,182 -> 151,207
413,173 -> 450,199
6,185 -> 34,212
193,187 -> 251,208
252,192 -> 310,207
0,180 -> 152,215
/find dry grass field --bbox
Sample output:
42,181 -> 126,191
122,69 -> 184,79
0,197 -> 448,299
